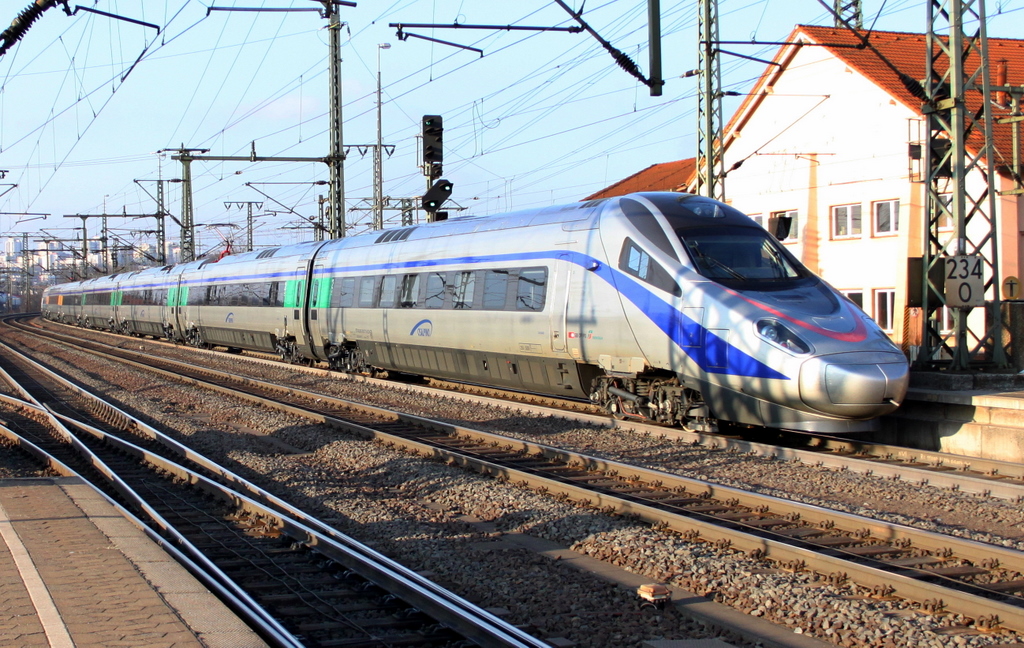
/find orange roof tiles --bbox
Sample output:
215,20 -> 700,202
584,158 -> 696,200
791,25 -> 1023,177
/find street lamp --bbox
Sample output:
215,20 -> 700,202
374,42 -> 391,231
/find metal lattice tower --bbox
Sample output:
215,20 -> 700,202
326,2 -> 346,238
180,153 -> 197,262
919,0 -> 1007,369
695,0 -> 724,201
834,1 -> 863,29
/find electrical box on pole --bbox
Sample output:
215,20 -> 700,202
422,115 -> 443,179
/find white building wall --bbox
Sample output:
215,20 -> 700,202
719,43 -> 1017,347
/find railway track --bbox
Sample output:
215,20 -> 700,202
7,315 -> 1024,635
25,315 -> 1024,501
0,337 -> 551,648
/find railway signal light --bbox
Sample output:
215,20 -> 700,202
422,179 -> 452,218
422,114 -> 443,177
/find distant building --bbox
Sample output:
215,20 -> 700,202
588,26 -> 1024,352
585,159 -> 695,200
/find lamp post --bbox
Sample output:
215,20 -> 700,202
374,43 -> 391,231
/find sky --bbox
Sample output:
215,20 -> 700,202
1,0 -> 1023,256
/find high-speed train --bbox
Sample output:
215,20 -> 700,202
42,192 -> 909,434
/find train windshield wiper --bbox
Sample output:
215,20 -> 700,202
688,244 -> 746,280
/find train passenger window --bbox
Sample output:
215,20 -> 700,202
424,272 -> 446,309
516,268 -> 547,311
483,270 -> 510,309
188,286 -> 205,306
266,282 -> 282,307
619,239 -> 682,297
333,277 -> 356,308
358,277 -> 377,308
379,276 -> 398,308
400,274 -> 420,308
453,272 -> 475,309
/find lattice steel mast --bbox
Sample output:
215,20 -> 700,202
919,0 -> 1007,369
834,0 -> 863,29
695,0 -> 724,201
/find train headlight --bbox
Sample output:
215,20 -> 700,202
756,319 -> 810,354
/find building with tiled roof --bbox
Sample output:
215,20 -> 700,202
595,25 -> 1023,351
584,158 -> 695,200
710,25 -> 1024,351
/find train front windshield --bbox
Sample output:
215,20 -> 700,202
642,193 -> 813,290
682,227 -> 802,282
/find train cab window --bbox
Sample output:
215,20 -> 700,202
619,239 -> 681,297
379,275 -> 398,308
483,270 -> 510,309
358,277 -> 377,308
424,272 -> 446,309
400,274 -> 421,308
453,271 -> 476,309
681,226 -> 804,288
333,277 -> 356,308
516,268 -> 547,311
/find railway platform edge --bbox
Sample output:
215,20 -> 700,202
0,476 -> 267,648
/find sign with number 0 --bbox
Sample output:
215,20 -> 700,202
944,255 -> 985,308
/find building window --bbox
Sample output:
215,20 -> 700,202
770,209 -> 799,242
832,204 -> 862,238
749,214 -> 763,228
842,290 -> 864,310
873,200 -> 899,235
873,289 -> 895,331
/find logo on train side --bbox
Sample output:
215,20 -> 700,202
410,319 -> 433,337
226,312 -> 234,323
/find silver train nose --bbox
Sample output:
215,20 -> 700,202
798,352 -> 909,418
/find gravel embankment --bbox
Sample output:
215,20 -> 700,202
8,327 -> 1023,648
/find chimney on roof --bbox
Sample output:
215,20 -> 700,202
995,59 -> 1009,108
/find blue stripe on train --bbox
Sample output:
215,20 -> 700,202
314,250 -> 786,380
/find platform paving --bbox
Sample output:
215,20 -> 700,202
0,476 -> 267,648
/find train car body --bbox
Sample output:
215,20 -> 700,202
171,242 -> 324,355
41,192 -> 909,434
116,265 -> 178,338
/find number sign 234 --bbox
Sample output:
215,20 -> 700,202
944,255 -> 985,308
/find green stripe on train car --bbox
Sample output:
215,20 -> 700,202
284,279 -> 306,308
311,277 -> 333,308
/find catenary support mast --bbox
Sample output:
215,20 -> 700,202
920,0 -> 1007,369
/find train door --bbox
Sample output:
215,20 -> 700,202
167,275 -> 188,342
284,263 -> 309,349
551,253 -> 571,353
306,262 -> 333,361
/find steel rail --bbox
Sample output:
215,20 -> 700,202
0,394 -> 304,647
12,322 -> 1024,632
0,337 -> 553,648
26,315 -> 1024,501
0,420 -> 293,648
